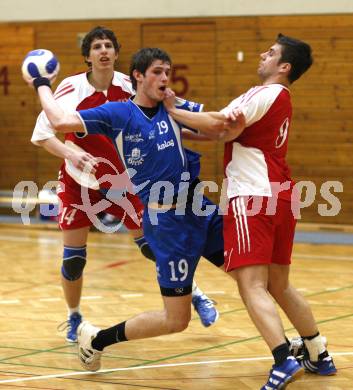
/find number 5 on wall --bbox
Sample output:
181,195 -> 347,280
171,64 -> 189,97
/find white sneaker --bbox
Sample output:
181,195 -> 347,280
77,321 -> 102,371
289,335 -> 327,360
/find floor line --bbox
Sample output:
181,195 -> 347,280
0,352 -> 351,384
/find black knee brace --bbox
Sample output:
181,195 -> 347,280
62,246 -> 87,281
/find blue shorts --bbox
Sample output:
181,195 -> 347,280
143,197 -> 223,296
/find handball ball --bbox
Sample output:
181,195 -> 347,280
21,49 -> 60,83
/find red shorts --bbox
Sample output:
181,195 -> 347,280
57,168 -> 143,231
223,196 -> 296,272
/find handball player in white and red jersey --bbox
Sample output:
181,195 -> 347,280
166,33 -> 336,389
31,26 -> 146,343
221,34 -> 336,389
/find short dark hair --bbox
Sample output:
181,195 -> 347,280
276,33 -> 313,83
129,48 -> 171,90
81,26 -> 121,67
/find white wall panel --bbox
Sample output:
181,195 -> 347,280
1,0 -> 353,22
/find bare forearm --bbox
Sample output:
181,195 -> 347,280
38,136 -> 98,173
37,85 -> 66,129
169,108 -> 225,137
38,137 -> 73,160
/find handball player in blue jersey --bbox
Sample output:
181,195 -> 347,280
29,47 -> 244,371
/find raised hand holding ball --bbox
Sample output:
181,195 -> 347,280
21,49 -> 60,86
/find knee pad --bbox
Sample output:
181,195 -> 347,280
62,245 -> 87,281
204,249 -> 224,267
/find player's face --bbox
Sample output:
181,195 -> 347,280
258,43 -> 284,81
137,60 -> 171,105
86,38 -> 118,71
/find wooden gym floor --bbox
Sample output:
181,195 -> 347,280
0,225 -> 352,389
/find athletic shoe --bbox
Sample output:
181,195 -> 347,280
289,336 -> 304,359
192,293 -> 219,327
261,356 -> 304,390
289,336 -> 327,361
302,355 -> 337,375
57,312 -> 82,343
77,321 -> 102,371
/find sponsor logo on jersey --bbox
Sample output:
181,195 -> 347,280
175,287 -> 184,294
175,98 -> 199,112
124,132 -> 144,143
174,97 -> 187,107
157,139 -> 174,151
127,147 -> 146,166
188,101 -> 196,111
148,130 -> 155,139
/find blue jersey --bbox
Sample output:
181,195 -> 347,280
78,98 -> 202,205
78,97 -> 223,293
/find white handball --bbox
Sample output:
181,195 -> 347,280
21,49 -> 60,83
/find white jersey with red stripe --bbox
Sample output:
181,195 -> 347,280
222,83 -> 294,201
31,71 -> 133,189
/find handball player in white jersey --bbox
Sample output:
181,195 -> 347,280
166,34 -> 337,389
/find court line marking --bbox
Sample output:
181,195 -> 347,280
0,309 -> 352,367
0,351 -> 352,384
130,312 -> 353,368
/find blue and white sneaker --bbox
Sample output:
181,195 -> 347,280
191,293 -> 219,327
261,356 -> 303,390
59,312 -> 82,343
302,355 -> 337,375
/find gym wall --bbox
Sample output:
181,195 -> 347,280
0,13 -> 352,223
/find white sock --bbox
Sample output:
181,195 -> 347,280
68,306 -> 80,317
304,335 -> 326,362
192,281 -> 203,297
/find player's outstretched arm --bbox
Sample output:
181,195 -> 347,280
167,108 -> 225,138
29,78 -> 83,133
164,88 -> 226,138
